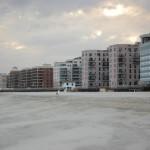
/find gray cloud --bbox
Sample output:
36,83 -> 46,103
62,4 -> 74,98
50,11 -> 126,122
0,0 -> 150,72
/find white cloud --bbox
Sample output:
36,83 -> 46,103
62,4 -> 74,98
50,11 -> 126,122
82,30 -> 102,40
65,9 -> 85,17
107,35 -> 117,41
0,0 -> 150,72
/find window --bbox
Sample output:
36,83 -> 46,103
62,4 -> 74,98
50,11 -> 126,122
134,75 -> 136,79
128,48 -> 131,52
119,81 -> 122,85
134,48 -> 137,52
119,48 -> 122,52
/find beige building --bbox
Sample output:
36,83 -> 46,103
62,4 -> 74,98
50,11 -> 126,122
108,44 -> 140,89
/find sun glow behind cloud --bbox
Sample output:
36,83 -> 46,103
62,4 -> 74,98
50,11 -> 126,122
3,41 -> 26,50
102,3 -> 141,17
128,35 -> 139,43
103,4 -> 126,17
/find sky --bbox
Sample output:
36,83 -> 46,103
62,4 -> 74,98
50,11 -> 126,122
0,0 -> 150,73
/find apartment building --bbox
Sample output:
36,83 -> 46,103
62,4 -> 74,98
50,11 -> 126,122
53,57 -> 82,88
140,33 -> 150,87
82,50 -> 109,89
108,44 -> 140,89
53,61 -> 72,88
18,68 -> 31,88
7,67 -> 19,88
72,57 -> 82,87
7,65 -> 53,89
0,73 -> 7,89
28,65 -> 53,88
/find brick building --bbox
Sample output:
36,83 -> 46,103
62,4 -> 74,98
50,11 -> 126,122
7,65 -> 53,89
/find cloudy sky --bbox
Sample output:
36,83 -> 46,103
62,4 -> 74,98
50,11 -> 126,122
0,0 -> 150,72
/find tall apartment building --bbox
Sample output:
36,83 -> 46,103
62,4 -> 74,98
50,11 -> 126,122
53,57 -> 82,88
0,73 -> 7,89
140,33 -> 150,87
82,50 -> 109,89
108,44 -> 140,89
7,65 -> 53,89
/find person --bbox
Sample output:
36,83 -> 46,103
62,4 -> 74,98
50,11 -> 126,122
64,88 -> 67,93
56,90 -> 60,95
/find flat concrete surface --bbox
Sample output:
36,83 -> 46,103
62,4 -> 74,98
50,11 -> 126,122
0,92 -> 150,150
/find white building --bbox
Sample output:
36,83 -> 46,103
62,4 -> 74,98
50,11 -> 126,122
0,73 -> 7,89
72,57 -> 82,87
82,50 -> 109,89
62,82 -> 76,91
53,57 -> 82,88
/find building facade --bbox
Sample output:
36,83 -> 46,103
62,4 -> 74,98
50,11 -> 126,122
82,50 -> 109,89
0,73 -> 7,89
108,44 -> 140,89
7,65 -> 53,89
62,82 -> 76,91
140,33 -> 150,87
72,57 -> 82,87
53,57 -> 82,88
53,61 -> 72,88
7,67 -> 19,88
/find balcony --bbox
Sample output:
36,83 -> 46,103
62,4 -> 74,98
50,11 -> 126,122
132,58 -> 140,64
118,57 -> 126,63
118,74 -> 126,79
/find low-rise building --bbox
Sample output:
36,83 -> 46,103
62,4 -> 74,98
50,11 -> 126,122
7,67 -> 19,88
62,82 -> 76,91
7,65 -> 53,89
